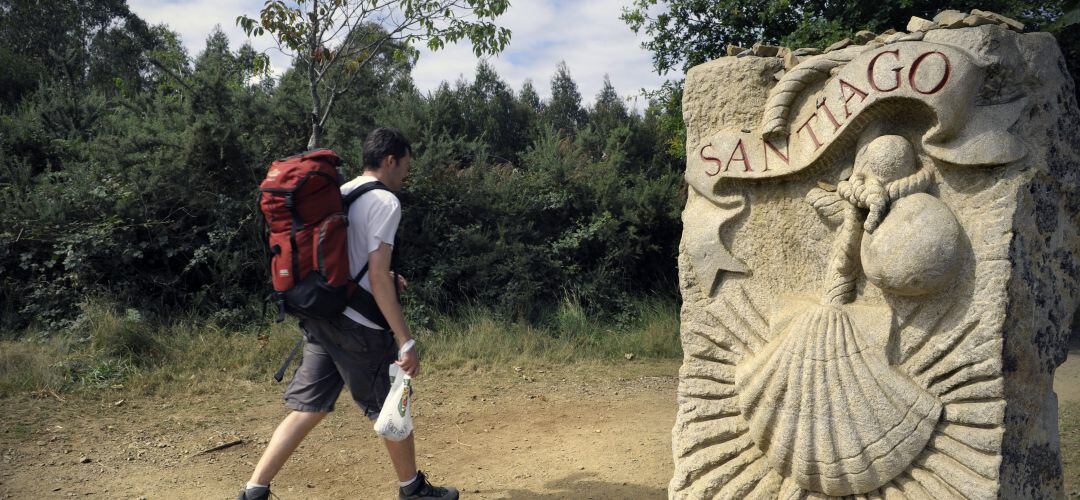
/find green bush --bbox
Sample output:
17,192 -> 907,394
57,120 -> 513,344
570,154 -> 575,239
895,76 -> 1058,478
397,123 -> 683,321
0,15 -> 685,333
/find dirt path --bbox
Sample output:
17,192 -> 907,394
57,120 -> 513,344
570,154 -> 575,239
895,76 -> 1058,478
0,362 -> 678,499
2,354 -> 1080,499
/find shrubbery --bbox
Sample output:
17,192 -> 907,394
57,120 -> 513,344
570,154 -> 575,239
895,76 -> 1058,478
399,123 -> 682,322
0,3 -> 685,333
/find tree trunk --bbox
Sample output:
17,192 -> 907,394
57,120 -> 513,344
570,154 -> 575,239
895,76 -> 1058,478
307,108 -> 321,149
306,0 -> 322,150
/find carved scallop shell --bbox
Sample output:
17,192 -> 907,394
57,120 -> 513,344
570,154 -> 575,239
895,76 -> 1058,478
672,147 -> 1011,500
736,302 -> 943,496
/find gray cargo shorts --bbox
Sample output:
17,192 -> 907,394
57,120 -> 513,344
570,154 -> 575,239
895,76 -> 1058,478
283,316 -> 398,420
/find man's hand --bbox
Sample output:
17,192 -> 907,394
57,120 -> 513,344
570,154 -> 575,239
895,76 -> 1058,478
394,272 -> 408,293
395,348 -> 419,378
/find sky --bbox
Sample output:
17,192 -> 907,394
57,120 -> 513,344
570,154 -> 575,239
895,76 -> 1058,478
127,0 -> 681,109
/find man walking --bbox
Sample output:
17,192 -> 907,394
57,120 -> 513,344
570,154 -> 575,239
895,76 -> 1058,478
239,128 -> 458,500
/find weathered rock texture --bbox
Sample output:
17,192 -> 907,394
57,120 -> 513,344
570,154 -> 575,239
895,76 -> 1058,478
672,22 -> 1079,500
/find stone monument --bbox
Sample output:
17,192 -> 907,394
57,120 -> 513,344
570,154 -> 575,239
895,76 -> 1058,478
672,10 -> 1080,499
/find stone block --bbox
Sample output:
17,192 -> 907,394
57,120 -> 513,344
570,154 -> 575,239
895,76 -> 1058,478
934,9 -> 968,28
962,14 -> 996,27
907,16 -> 937,32
853,30 -> 876,43
823,38 -> 851,53
883,31 -> 907,44
783,51 -> 799,70
897,31 -> 926,42
673,24 -> 1079,500
752,43 -> 781,57
971,9 -> 1025,31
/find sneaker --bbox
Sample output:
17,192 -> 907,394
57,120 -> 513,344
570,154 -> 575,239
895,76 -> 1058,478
236,485 -> 271,500
399,470 -> 459,500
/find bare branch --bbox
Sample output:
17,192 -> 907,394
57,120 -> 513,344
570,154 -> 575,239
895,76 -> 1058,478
318,85 -> 340,128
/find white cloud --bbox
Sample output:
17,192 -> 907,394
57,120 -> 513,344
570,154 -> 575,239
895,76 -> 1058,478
128,0 -> 681,109
412,0 -> 679,109
129,0 -> 291,74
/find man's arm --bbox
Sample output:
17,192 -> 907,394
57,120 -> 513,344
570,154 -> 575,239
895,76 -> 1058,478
368,241 -> 418,376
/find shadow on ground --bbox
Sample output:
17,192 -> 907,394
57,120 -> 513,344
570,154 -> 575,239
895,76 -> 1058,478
490,471 -> 666,499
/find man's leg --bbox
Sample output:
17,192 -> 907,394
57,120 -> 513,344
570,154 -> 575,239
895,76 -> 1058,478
249,410 -> 327,485
383,433 -> 417,482
387,432 -> 458,499
249,320 -> 344,488
322,321 -> 456,498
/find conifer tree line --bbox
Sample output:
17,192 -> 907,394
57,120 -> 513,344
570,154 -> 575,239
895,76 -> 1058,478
0,0 -> 685,331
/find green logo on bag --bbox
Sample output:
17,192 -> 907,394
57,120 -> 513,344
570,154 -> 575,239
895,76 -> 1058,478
398,379 -> 411,417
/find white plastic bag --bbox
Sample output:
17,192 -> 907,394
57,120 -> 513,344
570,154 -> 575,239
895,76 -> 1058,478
374,363 -> 413,441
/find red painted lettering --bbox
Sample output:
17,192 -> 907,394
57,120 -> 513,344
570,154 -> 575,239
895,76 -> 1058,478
867,49 -> 902,92
817,98 -> 842,131
909,51 -> 951,95
838,79 -> 869,118
725,139 -> 752,172
797,114 -> 824,150
700,144 -> 724,176
762,137 -> 789,172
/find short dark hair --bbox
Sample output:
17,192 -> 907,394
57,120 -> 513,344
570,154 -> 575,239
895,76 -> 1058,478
363,127 -> 412,170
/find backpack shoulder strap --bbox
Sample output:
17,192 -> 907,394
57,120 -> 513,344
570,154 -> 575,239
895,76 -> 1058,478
341,180 -> 392,209
342,180 -> 396,284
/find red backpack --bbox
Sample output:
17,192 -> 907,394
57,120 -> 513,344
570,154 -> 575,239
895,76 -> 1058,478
258,149 -> 390,324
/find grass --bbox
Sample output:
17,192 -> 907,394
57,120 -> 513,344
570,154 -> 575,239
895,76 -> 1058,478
419,297 -> 681,370
0,299 -> 303,396
0,338 -> 71,396
0,296 -> 681,397
1063,400 -> 1080,493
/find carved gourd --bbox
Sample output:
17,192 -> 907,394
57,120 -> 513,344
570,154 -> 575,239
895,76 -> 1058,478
862,193 -> 963,295
844,135 -> 964,296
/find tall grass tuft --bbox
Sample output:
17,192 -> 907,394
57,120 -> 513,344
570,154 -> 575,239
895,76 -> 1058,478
0,298 -> 301,395
418,296 -> 681,370
77,301 -> 163,365
0,295 -> 681,396
0,338 -> 69,397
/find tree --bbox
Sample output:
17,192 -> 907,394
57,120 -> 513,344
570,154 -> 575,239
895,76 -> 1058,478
519,79 -> 542,113
466,62 -> 533,162
621,0 -> 1074,75
544,61 -> 586,135
238,0 -> 511,149
0,0 -> 154,107
590,76 -> 629,137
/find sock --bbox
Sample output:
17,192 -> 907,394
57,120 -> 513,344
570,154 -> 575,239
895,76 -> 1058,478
399,474 -> 419,488
245,483 -> 269,490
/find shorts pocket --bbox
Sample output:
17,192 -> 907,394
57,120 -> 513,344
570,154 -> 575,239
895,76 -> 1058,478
340,319 -> 394,353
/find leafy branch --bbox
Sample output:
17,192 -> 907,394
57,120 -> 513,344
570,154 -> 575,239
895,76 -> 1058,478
237,0 -> 511,148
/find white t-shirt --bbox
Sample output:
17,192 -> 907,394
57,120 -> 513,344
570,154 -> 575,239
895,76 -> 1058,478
340,175 -> 401,328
